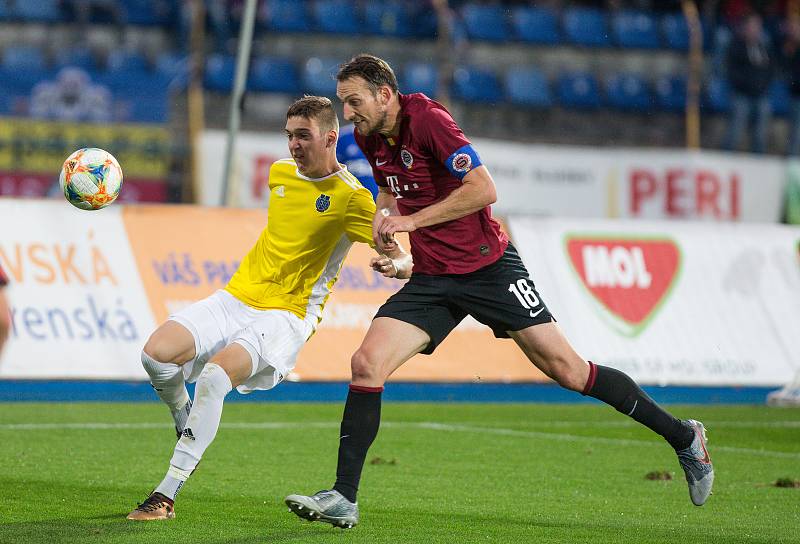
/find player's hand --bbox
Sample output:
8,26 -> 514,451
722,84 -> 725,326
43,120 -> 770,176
377,215 -> 416,245
370,254 -> 398,278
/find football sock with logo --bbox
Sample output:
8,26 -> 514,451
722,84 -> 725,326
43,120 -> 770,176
141,351 -> 192,432
583,362 -> 694,451
333,385 -> 383,503
170,363 -> 232,473
154,465 -> 192,501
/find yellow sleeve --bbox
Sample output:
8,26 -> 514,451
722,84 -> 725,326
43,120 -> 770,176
344,188 -> 376,246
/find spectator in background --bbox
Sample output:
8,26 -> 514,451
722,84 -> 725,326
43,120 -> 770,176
337,124 -> 378,199
783,17 -> 800,155
0,265 -> 9,356
722,13 -> 776,153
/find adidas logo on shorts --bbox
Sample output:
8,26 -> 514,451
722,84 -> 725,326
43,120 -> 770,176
181,428 -> 196,441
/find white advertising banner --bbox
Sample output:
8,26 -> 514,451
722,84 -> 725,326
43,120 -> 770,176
201,129 -> 786,222
0,199 -> 155,379
508,217 -> 800,386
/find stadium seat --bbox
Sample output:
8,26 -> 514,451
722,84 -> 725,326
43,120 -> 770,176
2,45 -> 47,72
557,71 -> 601,109
511,7 -> 560,44
605,73 -> 652,111
703,76 -> 730,113
204,54 -> 235,92
155,51 -> 189,90
505,66 -> 552,108
563,8 -> 610,47
452,66 -> 502,104
301,57 -> 339,96
250,57 -> 300,94
120,0 -> 172,26
363,2 -> 411,37
769,79 -> 790,117
461,4 -> 509,42
107,50 -> 150,73
314,0 -> 360,35
661,13 -> 690,50
54,47 -> 99,72
262,0 -> 313,32
612,11 -> 660,49
409,5 -> 437,38
654,75 -> 687,112
401,62 -> 438,97
15,0 -> 62,23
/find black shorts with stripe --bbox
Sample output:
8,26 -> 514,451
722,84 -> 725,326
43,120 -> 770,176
374,243 -> 555,355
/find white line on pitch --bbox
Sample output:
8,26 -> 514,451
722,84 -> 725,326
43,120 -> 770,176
1,420 -> 798,459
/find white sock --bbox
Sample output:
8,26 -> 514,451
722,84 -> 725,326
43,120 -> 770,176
141,351 -> 191,432
170,363 -> 232,473
154,465 -> 192,501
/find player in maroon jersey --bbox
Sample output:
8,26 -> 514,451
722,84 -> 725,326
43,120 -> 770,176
285,55 -> 714,528
0,264 -> 9,355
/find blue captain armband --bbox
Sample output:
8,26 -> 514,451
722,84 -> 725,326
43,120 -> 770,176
445,144 -> 482,180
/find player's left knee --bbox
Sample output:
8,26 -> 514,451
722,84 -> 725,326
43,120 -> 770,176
350,348 -> 381,384
550,358 -> 587,392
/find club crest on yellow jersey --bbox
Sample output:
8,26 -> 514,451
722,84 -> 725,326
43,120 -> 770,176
315,193 -> 331,212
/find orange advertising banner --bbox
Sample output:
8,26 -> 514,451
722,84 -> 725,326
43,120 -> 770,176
122,206 -> 546,383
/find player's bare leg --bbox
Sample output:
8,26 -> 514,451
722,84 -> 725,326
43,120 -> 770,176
128,343 -> 252,520
285,317 -> 429,528
510,321 -> 714,505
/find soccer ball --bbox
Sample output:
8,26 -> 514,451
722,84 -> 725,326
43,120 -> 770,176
59,148 -> 123,210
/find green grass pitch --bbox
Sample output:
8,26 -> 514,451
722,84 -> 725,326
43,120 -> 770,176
1,402 -> 798,544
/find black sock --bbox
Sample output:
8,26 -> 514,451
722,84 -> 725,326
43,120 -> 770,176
583,362 -> 693,451
333,385 -> 383,503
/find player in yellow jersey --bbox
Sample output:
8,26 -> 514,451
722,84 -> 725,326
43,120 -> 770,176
126,96 -> 412,521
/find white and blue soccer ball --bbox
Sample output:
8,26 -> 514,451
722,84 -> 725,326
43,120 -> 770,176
59,147 -> 123,210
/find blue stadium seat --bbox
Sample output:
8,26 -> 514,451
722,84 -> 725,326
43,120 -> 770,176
155,51 -> 188,90
250,57 -> 300,94
506,67 -> 552,107
2,45 -> 47,71
703,76 -> 730,113
557,72 -> 601,109
314,0 -> 360,35
301,57 -> 339,96
107,50 -> 150,73
410,6 -> 437,38
364,2 -> 411,37
769,79 -> 790,117
15,0 -> 62,23
401,62 -> 438,97
461,4 -> 508,42
120,0 -> 172,26
612,11 -> 660,49
512,7 -> 560,44
605,73 -> 652,111
204,54 -> 235,92
661,13 -> 689,50
452,66 -> 502,104
563,8 -> 609,47
262,0 -> 313,32
54,47 -> 98,72
654,75 -> 687,112
399,62 -> 439,98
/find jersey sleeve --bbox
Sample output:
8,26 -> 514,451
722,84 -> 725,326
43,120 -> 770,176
344,188 -> 377,246
416,106 -> 482,180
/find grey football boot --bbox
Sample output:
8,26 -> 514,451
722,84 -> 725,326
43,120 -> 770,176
676,419 -> 714,506
285,489 -> 359,529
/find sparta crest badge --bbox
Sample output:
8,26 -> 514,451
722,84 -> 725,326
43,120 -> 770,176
401,149 -> 414,169
315,193 -> 331,212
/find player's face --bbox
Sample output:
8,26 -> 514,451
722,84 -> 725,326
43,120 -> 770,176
285,116 -> 335,176
337,76 -> 389,136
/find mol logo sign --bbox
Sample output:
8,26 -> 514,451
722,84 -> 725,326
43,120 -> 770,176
565,236 -> 681,336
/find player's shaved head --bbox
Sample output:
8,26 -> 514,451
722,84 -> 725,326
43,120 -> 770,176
286,95 -> 339,134
337,54 -> 398,95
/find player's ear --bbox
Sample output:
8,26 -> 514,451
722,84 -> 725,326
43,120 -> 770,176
327,130 -> 337,148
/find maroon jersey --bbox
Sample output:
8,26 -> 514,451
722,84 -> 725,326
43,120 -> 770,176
355,93 -> 508,275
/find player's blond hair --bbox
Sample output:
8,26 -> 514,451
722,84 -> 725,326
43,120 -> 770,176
286,95 -> 339,134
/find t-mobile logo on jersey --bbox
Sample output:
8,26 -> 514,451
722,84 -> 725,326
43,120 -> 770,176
565,236 -> 681,337
385,175 -> 419,199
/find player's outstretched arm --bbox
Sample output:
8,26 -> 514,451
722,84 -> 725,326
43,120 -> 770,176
371,240 -> 412,279
373,187 -> 398,251
377,165 -> 497,241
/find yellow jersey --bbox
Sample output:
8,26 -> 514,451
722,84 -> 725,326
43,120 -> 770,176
225,159 -> 375,323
